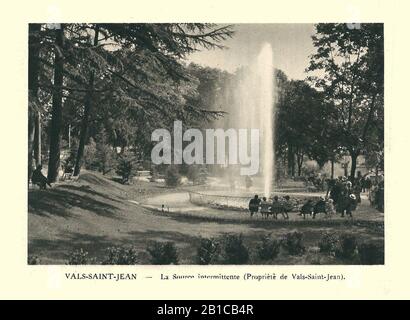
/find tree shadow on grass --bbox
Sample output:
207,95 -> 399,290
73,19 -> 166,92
58,184 -> 124,202
28,186 -> 120,219
127,229 -> 201,245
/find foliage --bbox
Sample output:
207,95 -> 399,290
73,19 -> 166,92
102,246 -> 139,265
30,23 -> 234,178
115,151 -> 137,184
358,242 -> 384,265
196,238 -> 221,265
95,130 -> 117,175
318,232 -> 339,255
150,165 -> 159,182
187,165 -> 208,185
301,161 -> 320,177
28,255 -> 41,265
147,241 -> 179,265
165,166 -> 181,187
307,23 -> 384,178
95,143 -> 117,175
83,138 -> 97,170
67,248 -> 90,265
281,231 -> 305,255
256,235 -> 281,261
335,233 -> 358,261
220,234 -> 249,264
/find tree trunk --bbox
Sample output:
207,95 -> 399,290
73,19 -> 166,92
376,165 -> 379,182
73,26 -> 99,176
73,79 -> 94,176
34,111 -> 41,166
350,151 -> 358,181
331,159 -> 334,179
296,152 -> 303,176
68,124 -> 71,149
287,144 -> 295,176
28,23 -> 41,182
47,25 -> 65,183
28,112 -> 35,181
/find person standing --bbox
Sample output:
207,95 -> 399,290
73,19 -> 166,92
343,194 -> 357,218
353,180 -> 361,204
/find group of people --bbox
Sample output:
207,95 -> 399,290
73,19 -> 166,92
327,176 -> 360,217
248,174 -> 365,219
248,195 -> 293,219
248,194 -> 339,220
299,197 -> 336,219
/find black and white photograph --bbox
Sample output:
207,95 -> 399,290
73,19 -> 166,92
27,23 -> 384,266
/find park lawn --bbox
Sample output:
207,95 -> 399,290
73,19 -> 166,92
28,171 -> 383,265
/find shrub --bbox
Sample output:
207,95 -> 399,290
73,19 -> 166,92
93,130 -> 117,175
147,241 -> 179,265
150,165 -> 158,182
358,242 -> 384,265
165,166 -> 181,187
28,255 -> 41,265
335,233 -> 358,261
102,246 -> 139,265
67,248 -> 90,265
196,238 -> 220,265
318,232 -> 339,255
256,235 -> 281,261
187,165 -> 208,185
221,234 -> 249,264
306,252 -> 337,265
308,254 -> 322,265
97,144 -> 116,175
197,166 -> 208,184
83,138 -> 97,169
281,231 -> 305,255
301,161 -> 319,178
116,151 -> 137,184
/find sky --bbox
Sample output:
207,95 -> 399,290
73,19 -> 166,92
187,24 -> 317,80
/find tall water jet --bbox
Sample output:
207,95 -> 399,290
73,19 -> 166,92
258,43 -> 274,197
227,42 -> 275,197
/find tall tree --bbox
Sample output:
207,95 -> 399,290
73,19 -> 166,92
28,24 -> 42,182
73,26 -> 100,176
29,23 -> 234,179
70,23 -> 234,176
307,23 -> 384,180
276,79 -> 324,176
47,24 -> 65,182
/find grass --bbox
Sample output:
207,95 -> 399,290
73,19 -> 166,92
28,170 -> 384,265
